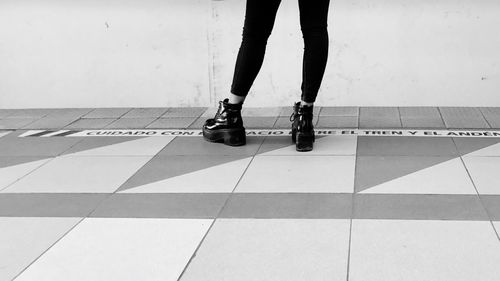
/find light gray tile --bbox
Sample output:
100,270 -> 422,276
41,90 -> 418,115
220,193 -> 352,219
0,118 -> 38,129
158,136 -> 265,156
317,116 -> 358,128
146,117 -> 196,129
0,130 -> 82,156
453,137 -> 500,156
357,136 -> 458,156
439,107 -> 490,129
82,108 -> 132,118
0,109 -> 15,118
480,107 -> 500,128
3,109 -> 53,118
0,193 -> 107,217
320,106 -> 358,116
64,118 -> 117,129
121,108 -> 168,118
90,193 -> 228,218
105,118 -> 156,129
353,194 -> 488,220
21,117 -> 80,129
162,107 -> 207,118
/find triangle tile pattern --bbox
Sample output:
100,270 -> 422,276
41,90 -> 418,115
355,137 -> 500,193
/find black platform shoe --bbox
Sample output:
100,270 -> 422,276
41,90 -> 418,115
290,101 -> 315,152
202,98 -> 246,146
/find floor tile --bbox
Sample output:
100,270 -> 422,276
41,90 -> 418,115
105,118 -> 156,129
481,195 -> 500,221
0,109 -> 14,118
320,106 -> 358,116
0,118 -> 38,129
243,117 -> 278,128
0,157 -> 52,191
317,116 -> 358,128
462,156 -> 500,194
91,194 -> 228,218
44,108 -> 93,119
0,217 -> 81,281
21,117 -> 80,129
358,157 -> 476,194
0,193 -> 108,217
0,131 -> 10,139
359,107 -> 401,128
241,107 -> 282,117
180,219 -> 350,281
64,118 -> 117,129
146,117 -> 197,129
119,155 -> 251,193
273,115 -> 319,128
0,130 -> 82,156
16,218 -> 212,281
353,194 -> 488,220
63,136 -> 175,156
219,193 -> 352,219
158,135 -> 264,156
401,116 -> 445,128
440,107 -> 490,128
349,220 -> 500,281
120,108 -> 168,118
3,155 -> 151,193
187,117 -> 205,129
82,108 -> 131,118
398,107 -> 442,118
480,107 -> 500,128
162,107 -> 206,118
3,109 -> 52,118
235,155 -> 355,193
454,138 -> 500,156
357,136 -> 458,156
258,135 -> 357,156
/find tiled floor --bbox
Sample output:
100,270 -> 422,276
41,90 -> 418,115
1,107 -> 500,281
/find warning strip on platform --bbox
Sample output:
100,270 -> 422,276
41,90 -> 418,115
17,129 -> 500,138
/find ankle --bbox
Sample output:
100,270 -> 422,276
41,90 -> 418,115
300,100 -> 314,107
228,93 -> 246,105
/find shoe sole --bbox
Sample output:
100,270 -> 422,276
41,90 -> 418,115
202,126 -> 246,146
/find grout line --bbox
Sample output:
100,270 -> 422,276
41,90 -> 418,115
396,107 -> 403,128
436,107 -> 448,129
346,135 -> 360,281
478,107 -> 493,129
11,216 -> 87,280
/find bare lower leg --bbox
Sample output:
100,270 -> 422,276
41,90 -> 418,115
229,93 -> 246,104
301,100 -> 314,106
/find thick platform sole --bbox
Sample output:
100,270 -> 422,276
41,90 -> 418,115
295,132 -> 315,152
202,126 -> 246,146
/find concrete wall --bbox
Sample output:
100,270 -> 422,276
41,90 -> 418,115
1,0 -> 499,108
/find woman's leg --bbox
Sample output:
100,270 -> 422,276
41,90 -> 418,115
298,0 -> 330,104
229,0 -> 282,103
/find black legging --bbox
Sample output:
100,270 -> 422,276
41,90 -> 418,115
230,0 -> 330,103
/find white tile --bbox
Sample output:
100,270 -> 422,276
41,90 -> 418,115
181,219 -> 350,281
465,143 -> 500,156
3,155 -> 151,193
0,159 -> 51,191
235,155 -> 355,193
261,135 -> 357,156
121,157 -> 252,193
0,217 -> 81,281
66,136 -> 175,156
349,220 -> 500,281
16,218 -> 212,281
360,158 -> 476,194
462,156 -> 500,194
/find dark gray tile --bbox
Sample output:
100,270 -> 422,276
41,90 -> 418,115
64,118 -> 117,129
0,130 -> 82,156
146,117 -> 197,129
220,193 -> 352,219
355,156 -> 455,193
105,118 -> 157,129
320,107 -> 358,116
90,193 -> 228,218
354,194 -> 488,220
162,107 -> 207,118
158,136 -> 265,156
21,117 -> 80,129
359,107 -> 401,128
121,108 -> 168,118
453,137 -> 500,156
480,195 -> 500,221
3,109 -> 53,118
357,136 -> 458,156
399,107 -> 441,118
439,107 -> 490,129
0,118 -> 38,129
0,193 -> 107,217
82,108 -> 132,118
317,116 -> 358,128
480,107 -> 500,128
